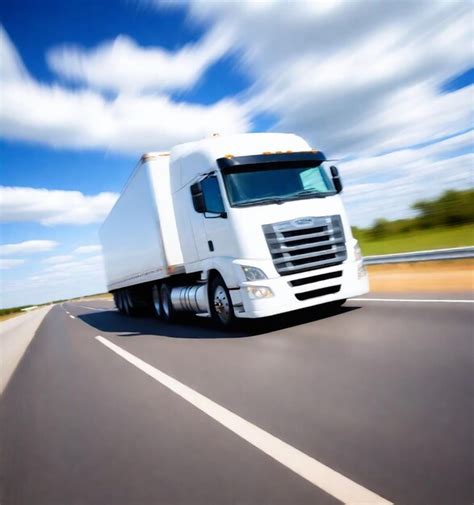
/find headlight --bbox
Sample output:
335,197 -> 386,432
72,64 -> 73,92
246,286 -> 274,299
241,265 -> 267,281
354,242 -> 363,262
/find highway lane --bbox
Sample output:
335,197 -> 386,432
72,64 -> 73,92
1,296 -> 472,505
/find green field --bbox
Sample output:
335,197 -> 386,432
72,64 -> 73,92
356,224 -> 474,256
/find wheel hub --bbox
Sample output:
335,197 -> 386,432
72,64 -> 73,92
214,286 -> 230,322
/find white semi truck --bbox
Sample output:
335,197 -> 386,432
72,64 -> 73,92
100,133 -> 369,326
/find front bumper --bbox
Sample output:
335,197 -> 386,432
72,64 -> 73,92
231,260 -> 369,319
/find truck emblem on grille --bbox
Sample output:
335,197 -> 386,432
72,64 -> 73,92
293,218 -> 314,227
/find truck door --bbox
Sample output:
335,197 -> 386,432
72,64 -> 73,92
191,174 -> 234,261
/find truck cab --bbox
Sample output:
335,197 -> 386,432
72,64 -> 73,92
169,133 -> 369,325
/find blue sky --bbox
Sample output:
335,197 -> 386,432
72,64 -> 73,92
1,0 -> 473,308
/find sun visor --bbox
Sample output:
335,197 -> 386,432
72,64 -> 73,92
217,151 -> 327,171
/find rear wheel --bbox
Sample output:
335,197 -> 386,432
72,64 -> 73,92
209,275 -> 235,328
118,291 -> 126,314
121,290 -> 130,315
113,292 -> 121,312
151,284 -> 162,318
159,283 -> 176,322
126,288 -> 143,316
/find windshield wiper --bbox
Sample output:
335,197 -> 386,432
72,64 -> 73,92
233,190 -> 336,207
284,190 -> 337,200
233,197 -> 287,207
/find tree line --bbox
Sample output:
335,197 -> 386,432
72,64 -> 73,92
352,188 -> 474,240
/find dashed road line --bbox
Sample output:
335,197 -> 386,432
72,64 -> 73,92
74,304 -> 111,312
95,335 -> 392,505
69,315 -> 75,319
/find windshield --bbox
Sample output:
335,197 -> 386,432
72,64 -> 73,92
223,163 -> 336,207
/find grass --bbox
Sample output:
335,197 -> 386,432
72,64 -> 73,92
0,312 -> 23,322
79,293 -> 113,301
357,224 -> 474,256
0,305 -> 32,322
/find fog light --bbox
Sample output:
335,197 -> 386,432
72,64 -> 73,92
246,286 -> 274,299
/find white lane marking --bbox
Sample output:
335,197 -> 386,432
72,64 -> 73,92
74,304 -> 109,311
95,335 -> 392,505
353,297 -> 473,304
69,315 -> 75,319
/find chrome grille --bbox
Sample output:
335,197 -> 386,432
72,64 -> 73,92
263,215 -> 346,276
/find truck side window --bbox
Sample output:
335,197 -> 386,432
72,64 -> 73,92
201,176 -> 225,214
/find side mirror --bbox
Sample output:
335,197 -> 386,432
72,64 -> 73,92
330,165 -> 343,194
190,182 -> 206,213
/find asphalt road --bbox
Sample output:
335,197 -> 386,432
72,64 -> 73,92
1,294 -> 472,505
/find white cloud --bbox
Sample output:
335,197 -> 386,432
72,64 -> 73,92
0,186 -> 118,225
2,254 -> 107,307
5,246 -> 107,306
0,259 -> 26,270
73,245 -> 102,254
41,254 -> 104,275
41,255 -> 75,265
41,245 -> 101,268
0,24 -> 28,82
0,240 -> 58,255
47,27 -> 231,94
0,26 -> 250,154
184,0 -> 473,156
339,131 -> 473,227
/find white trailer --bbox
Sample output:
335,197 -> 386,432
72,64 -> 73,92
100,133 -> 369,326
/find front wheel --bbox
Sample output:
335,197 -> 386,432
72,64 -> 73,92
209,276 -> 235,328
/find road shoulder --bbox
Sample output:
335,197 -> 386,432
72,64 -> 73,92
0,305 -> 53,394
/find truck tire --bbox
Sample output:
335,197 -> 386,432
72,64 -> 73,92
126,289 -> 142,316
116,291 -> 125,314
151,284 -> 162,318
113,292 -> 120,312
122,290 -> 131,315
209,275 -> 235,328
159,283 -> 176,322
